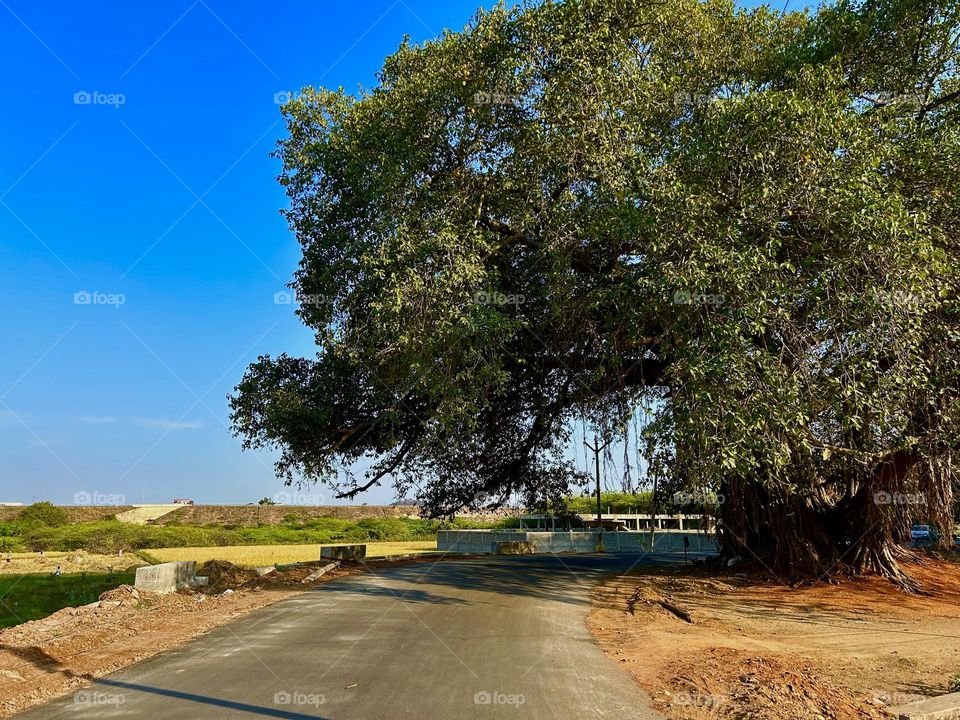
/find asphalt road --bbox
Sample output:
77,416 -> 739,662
18,554 -> 674,720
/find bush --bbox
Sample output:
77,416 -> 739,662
10,514 -> 502,553
17,502 -> 69,528
565,491 -> 653,515
0,536 -> 19,552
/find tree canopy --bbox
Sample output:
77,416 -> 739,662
230,0 -> 960,584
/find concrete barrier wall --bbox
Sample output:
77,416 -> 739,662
321,544 -> 366,561
437,530 -> 718,555
135,560 -> 198,594
438,530 -> 531,554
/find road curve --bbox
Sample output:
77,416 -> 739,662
17,554 -> 671,720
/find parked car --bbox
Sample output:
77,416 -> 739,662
172,498 -> 194,505
911,524 -> 939,545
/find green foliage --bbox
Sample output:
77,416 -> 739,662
0,571 -> 136,629
17,502 -> 69,528
258,497 -> 276,505
231,0 -> 959,514
565,492 -> 654,515
12,516 -> 500,553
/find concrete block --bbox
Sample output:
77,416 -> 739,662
302,562 -> 339,583
135,561 -> 197,594
891,692 -> 960,719
321,544 -> 366,561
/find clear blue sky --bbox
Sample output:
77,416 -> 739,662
0,0 -> 783,507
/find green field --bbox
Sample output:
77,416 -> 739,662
0,571 -> 136,628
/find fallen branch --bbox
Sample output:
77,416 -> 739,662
656,599 -> 693,623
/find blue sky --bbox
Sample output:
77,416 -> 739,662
0,0 -> 493,506
0,0 -> 782,507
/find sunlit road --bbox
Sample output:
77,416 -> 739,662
17,554 -> 673,720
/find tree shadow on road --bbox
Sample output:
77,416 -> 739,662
317,553 -> 679,608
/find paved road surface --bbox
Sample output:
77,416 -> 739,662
18,554 -> 674,720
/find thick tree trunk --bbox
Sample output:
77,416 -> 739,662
716,466 -> 927,592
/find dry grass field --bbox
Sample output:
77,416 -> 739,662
148,541 -> 437,566
0,550 -> 146,575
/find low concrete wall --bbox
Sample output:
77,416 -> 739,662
437,530 -> 718,555
891,690 -> 960,719
495,541 -> 538,555
135,560 -> 198,594
321,544 -> 366,561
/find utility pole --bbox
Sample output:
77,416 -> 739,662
584,435 -> 613,528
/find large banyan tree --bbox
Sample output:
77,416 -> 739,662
231,0 -> 960,585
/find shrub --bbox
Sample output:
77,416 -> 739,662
10,514 -> 501,552
17,502 -> 69,528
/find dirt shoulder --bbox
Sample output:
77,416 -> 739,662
588,556 -> 960,720
0,559 -> 405,717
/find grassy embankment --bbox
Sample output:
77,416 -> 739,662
0,503 -> 509,554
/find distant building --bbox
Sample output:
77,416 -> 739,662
519,513 -> 713,532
